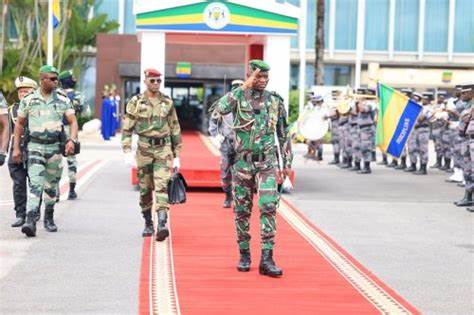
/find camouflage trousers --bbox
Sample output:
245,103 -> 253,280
408,127 -> 430,164
464,139 -> 474,193
441,128 -> 455,160
220,138 -> 235,193
350,125 -> 361,162
26,143 -> 62,214
331,124 -> 341,155
360,126 -> 375,162
341,123 -> 351,159
136,142 -> 173,213
431,125 -> 445,157
232,157 -> 279,251
452,134 -> 464,169
65,126 -> 77,183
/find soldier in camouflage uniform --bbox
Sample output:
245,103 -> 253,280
122,68 -> 182,241
209,79 -> 243,208
441,86 -> 462,172
430,91 -> 448,168
406,93 -> 431,175
338,110 -> 351,168
12,65 -> 78,237
0,91 -> 8,166
59,70 -> 88,200
357,88 -> 377,174
8,77 -> 38,227
217,60 -> 292,277
453,85 -> 473,207
328,106 -> 340,164
349,98 -> 361,172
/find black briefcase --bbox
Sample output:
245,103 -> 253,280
168,172 -> 187,204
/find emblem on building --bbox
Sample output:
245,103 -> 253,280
203,2 -> 230,30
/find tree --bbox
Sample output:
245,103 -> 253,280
0,0 -> 118,102
314,0 -> 324,85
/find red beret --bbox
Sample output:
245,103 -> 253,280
144,68 -> 161,78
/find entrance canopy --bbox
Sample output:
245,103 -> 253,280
133,0 -> 300,104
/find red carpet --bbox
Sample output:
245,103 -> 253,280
171,193 -> 388,314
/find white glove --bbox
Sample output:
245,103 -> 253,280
123,151 -> 135,167
215,134 -> 225,144
172,157 -> 181,171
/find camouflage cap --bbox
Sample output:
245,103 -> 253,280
59,70 -> 74,80
15,76 -> 38,89
249,59 -> 270,72
39,65 -> 59,75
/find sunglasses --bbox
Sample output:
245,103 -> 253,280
45,77 -> 58,82
149,78 -> 161,84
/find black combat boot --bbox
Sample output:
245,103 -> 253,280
68,183 -> 77,200
350,160 -> 361,171
358,161 -> 372,174
223,191 -> 232,208
454,191 -> 474,207
340,157 -> 352,169
371,151 -> 376,162
44,207 -> 58,232
316,149 -> 323,161
377,154 -> 388,165
21,211 -> 37,237
237,249 -> 251,272
142,209 -> 154,237
395,157 -> 407,170
387,159 -> 398,168
405,162 -> 417,172
430,156 -> 442,169
329,153 -> 340,165
259,249 -> 282,277
414,163 -> 427,175
440,158 -> 451,171
338,156 -> 347,168
11,209 -> 26,227
156,210 -> 169,242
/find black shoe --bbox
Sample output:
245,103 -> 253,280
11,214 -> 26,227
44,208 -> 58,232
338,157 -> 348,168
350,161 -> 361,171
371,151 -> 376,162
340,157 -> 352,169
155,210 -> 169,242
440,158 -> 451,171
358,162 -> 371,174
142,209 -> 154,237
21,212 -> 37,237
223,191 -> 232,208
259,249 -> 282,277
466,208 -> 474,213
316,149 -> 323,161
328,153 -> 340,165
377,155 -> 388,165
237,249 -> 251,272
446,168 -> 454,173
430,157 -> 442,169
414,163 -> 427,175
394,157 -> 407,170
454,191 -> 474,207
405,162 -> 417,172
68,183 -> 77,200
387,159 -> 398,168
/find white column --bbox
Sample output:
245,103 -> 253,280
418,0 -> 425,60
47,0 -> 53,65
447,0 -> 455,61
118,0 -> 125,34
298,0 -> 307,115
329,0 -> 336,58
139,32 -> 166,92
388,0 -> 396,60
264,35 -> 291,112
355,0 -> 365,89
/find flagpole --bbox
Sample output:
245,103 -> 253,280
47,0 -> 53,65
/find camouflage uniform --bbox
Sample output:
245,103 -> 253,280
217,88 -> 292,251
408,107 -> 431,169
461,108 -> 474,193
0,91 -> 6,114
430,102 -> 447,163
349,106 -> 361,168
121,92 -> 182,213
338,114 -> 350,166
441,97 -> 460,169
328,107 -> 340,162
18,89 -> 74,218
357,101 -> 376,166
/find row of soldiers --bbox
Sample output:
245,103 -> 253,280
0,66 -> 86,236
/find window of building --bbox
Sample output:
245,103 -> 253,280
124,0 -> 136,34
394,0 -> 419,52
424,0 -> 449,52
454,0 -> 474,53
335,0 -> 357,50
291,64 -> 352,88
365,0 -> 389,51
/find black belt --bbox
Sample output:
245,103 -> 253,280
239,152 -> 267,163
350,123 -> 358,126
359,124 -> 373,128
29,137 -> 58,145
141,136 -> 169,146
415,125 -> 429,129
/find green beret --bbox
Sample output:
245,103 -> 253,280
59,70 -> 73,80
249,59 -> 270,72
39,65 -> 59,75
